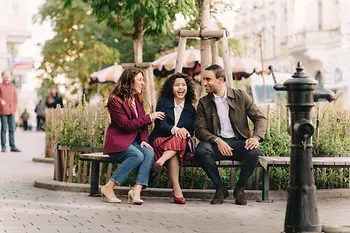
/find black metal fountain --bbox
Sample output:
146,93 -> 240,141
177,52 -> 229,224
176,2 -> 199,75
271,62 -> 336,233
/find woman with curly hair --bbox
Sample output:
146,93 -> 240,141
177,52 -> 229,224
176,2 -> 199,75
149,72 -> 196,204
102,67 -> 165,205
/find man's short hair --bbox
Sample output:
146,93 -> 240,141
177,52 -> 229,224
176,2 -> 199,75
1,71 -> 8,77
205,64 -> 226,81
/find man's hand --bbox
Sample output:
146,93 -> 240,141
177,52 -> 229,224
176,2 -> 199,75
175,128 -> 189,139
140,141 -> 153,149
217,139 -> 233,156
0,100 -> 5,105
245,137 -> 260,150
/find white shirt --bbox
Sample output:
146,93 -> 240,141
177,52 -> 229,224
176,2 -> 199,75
213,88 -> 235,138
171,99 -> 185,134
131,100 -> 138,118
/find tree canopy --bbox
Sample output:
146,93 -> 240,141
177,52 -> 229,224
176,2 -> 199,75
36,0 -> 191,99
63,0 -> 197,63
35,0 -> 120,98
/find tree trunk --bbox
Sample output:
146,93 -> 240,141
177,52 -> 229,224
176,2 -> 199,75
199,0 -> 211,72
133,19 -> 144,64
198,0 -> 211,96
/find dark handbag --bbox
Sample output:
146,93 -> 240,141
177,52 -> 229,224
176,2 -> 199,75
184,137 -> 195,161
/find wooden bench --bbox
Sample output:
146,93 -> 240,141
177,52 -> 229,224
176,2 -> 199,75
79,153 -> 350,201
259,156 -> 350,201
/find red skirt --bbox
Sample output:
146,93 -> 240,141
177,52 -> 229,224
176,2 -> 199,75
153,135 -> 187,167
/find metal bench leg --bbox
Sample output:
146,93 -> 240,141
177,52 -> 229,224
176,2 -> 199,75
89,161 -> 100,197
257,165 -> 271,203
261,166 -> 270,202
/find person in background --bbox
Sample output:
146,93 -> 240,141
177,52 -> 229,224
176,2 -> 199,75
102,67 -> 165,205
45,94 -> 56,109
45,87 -> 63,109
50,87 -> 63,108
0,71 -> 21,152
20,109 -> 30,131
148,73 -> 196,204
35,99 -> 46,131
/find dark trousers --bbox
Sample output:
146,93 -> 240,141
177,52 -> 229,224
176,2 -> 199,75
37,116 -> 45,131
0,115 -> 16,150
23,121 -> 28,131
195,138 -> 260,189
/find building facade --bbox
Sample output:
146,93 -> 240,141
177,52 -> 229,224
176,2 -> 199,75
234,0 -> 350,106
0,0 -> 35,127
0,0 -> 31,74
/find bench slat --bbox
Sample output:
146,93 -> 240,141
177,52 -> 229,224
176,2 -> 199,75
79,153 -> 350,168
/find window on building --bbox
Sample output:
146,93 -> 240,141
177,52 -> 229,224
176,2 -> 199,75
10,0 -> 19,13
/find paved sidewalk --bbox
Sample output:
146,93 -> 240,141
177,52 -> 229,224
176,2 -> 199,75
0,131 -> 349,233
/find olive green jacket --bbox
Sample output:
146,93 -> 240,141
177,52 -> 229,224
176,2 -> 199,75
194,87 -> 267,142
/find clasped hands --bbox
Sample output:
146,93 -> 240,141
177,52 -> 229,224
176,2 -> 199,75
217,136 -> 260,156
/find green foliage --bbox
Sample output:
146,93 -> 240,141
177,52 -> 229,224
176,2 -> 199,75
228,36 -> 250,57
68,0 -> 197,36
313,109 -> 350,155
52,98 -> 109,147
64,0 -> 197,63
36,0 -> 120,97
259,111 -> 290,156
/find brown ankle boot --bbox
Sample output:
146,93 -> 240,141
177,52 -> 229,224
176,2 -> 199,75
233,188 -> 247,205
211,186 -> 229,205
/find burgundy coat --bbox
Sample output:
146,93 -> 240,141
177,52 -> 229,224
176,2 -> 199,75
103,96 -> 152,154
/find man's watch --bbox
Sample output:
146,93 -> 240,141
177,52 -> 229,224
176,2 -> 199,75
214,137 -> 219,143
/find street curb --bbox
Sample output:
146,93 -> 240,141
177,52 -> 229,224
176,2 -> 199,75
323,225 -> 350,233
32,157 -> 54,164
34,179 -> 350,201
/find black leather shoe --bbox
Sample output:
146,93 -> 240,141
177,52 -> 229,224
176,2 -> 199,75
233,188 -> 247,205
210,186 -> 229,204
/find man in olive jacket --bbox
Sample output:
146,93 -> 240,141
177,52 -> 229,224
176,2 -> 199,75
195,65 -> 267,205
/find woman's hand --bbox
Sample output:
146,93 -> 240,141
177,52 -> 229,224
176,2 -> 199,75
140,141 -> 153,149
150,111 -> 165,121
175,128 -> 189,140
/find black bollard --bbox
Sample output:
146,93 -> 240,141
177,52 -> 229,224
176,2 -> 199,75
272,62 -> 336,233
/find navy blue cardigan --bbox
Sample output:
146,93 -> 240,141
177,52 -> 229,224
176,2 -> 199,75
148,97 -> 196,146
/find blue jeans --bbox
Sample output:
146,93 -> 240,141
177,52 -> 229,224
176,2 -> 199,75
1,115 -> 16,150
108,141 -> 154,188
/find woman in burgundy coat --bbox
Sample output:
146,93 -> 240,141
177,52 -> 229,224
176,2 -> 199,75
102,67 -> 164,205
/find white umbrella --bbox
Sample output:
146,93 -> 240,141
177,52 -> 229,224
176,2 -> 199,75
90,64 -> 123,84
152,48 -> 268,79
152,48 -> 205,71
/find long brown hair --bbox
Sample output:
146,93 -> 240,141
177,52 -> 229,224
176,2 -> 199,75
108,67 -> 145,106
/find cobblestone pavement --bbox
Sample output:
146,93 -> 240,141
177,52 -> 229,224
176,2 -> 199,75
0,131 -> 349,233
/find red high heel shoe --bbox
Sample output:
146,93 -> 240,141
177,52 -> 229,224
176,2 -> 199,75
173,191 -> 186,204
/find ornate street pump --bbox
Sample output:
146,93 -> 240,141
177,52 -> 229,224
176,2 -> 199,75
271,62 -> 336,233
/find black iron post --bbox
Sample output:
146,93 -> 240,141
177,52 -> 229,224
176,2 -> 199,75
273,62 -> 335,233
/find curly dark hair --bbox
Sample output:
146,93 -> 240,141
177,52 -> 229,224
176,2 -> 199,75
108,67 -> 144,106
159,73 -> 196,104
